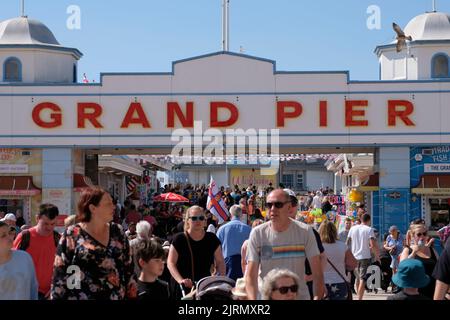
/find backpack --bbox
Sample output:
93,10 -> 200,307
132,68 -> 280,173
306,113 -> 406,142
18,229 -> 61,251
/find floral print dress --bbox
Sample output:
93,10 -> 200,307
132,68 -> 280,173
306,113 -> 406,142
51,223 -> 137,300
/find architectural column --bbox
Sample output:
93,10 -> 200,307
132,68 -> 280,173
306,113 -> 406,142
42,148 -> 74,218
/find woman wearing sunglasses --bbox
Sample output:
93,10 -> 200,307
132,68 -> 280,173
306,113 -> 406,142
261,268 -> 300,300
0,221 -> 38,300
167,205 -> 226,299
400,223 -> 439,299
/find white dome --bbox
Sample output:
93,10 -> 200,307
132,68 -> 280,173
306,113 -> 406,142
0,17 -> 60,45
403,12 -> 450,41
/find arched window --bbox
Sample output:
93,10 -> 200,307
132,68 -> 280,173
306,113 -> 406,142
73,64 -> 77,83
432,53 -> 449,78
3,57 -> 22,82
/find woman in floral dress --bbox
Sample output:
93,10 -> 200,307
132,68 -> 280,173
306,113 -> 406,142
51,187 -> 137,300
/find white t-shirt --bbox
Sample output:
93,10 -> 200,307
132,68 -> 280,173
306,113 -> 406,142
323,242 -> 348,284
347,224 -> 375,260
246,219 -> 320,300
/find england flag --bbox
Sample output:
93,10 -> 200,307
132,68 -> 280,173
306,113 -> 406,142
207,177 -> 230,224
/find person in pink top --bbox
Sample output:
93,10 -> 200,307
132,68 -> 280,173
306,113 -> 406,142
13,204 -> 60,300
125,204 -> 142,225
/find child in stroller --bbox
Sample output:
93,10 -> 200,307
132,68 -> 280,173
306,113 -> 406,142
180,276 -> 236,300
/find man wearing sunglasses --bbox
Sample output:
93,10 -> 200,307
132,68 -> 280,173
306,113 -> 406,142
245,189 -> 325,300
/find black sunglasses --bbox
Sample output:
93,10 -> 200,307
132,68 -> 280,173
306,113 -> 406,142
416,232 -> 427,237
265,201 -> 289,209
189,216 -> 205,222
273,284 -> 298,294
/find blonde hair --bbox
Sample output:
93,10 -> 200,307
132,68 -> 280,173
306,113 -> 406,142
410,223 -> 427,236
318,221 -> 337,244
183,205 -> 205,231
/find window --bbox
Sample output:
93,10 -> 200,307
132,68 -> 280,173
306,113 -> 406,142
282,174 -> 294,189
3,57 -> 22,82
73,64 -> 77,83
296,172 -> 304,190
432,54 -> 449,78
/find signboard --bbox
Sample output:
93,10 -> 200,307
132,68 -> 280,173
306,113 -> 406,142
381,189 -> 409,234
43,189 -> 71,216
424,163 -> 450,173
230,169 -> 277,188
1,54 -> 450,147
0,164 -> 29,173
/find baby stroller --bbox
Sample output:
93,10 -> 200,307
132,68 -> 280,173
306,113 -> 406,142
180,276 -> 235,300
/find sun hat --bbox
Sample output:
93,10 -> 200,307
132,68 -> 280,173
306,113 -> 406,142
392,259 -> 430,289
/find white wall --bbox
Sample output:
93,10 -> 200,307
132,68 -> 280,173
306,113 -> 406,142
0,48 -> 77,83
306,170 -> 334,191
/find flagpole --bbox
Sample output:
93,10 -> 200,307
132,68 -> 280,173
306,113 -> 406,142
222,0 -> 229,51
21,0 -> 25,17
432,0 -> 437,12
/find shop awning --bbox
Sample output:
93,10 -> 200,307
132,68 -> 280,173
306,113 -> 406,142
74,174 -> 95,192
412,174 -> 450,195
356,173 -> 379,192
0,176 -> 41,196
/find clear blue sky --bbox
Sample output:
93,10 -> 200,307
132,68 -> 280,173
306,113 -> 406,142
1,0 -> 450,82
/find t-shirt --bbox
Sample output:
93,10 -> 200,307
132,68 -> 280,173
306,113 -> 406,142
323,242 -> 347,285
347,224 -> 375,260
387,291 -> 431,300
171,232 -> 221,283
137,279 -> 170,300
246,219 -> 320,300
13,226 -> 57,295
0,250 -> 38,300
216,218 -> 251,258
433,239 -> 450,285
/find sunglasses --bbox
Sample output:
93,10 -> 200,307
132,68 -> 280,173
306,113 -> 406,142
416,232 -> 427,237
0,228 -> 16,239
265,201 -> 289,209
189,216 -> 205,222
273,284 -> 298,294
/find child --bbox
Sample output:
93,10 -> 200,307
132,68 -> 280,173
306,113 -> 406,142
135,238 -> 170,300
0,221 -> 38,300
387,258 -> 431,300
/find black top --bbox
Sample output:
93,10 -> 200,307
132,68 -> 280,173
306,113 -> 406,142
387,291 -> 431,300
408,247 -> 437,299
137,279 -> 170,300
171,232 -> 221,282
305,228 -> 325,275
433,239 -> 450,285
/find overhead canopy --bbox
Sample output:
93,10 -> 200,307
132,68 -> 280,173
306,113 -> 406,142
0,175 -> 41,196
356,173 -> 379,192
73,173 -> 95,192
412,174 -> 450,195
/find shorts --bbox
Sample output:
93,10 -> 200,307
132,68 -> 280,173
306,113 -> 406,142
355,259 -> 371,281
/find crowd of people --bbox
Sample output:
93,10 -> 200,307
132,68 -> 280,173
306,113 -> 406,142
1,183 -> 450,301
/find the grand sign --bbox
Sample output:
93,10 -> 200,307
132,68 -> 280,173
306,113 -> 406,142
1,53 -> 450,147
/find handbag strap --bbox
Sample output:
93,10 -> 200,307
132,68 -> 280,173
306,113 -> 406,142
185,232 -> 195,282
327,258 -> 348,283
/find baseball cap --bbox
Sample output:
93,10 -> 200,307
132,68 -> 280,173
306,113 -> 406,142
283,189 -> 298,205
0,213 -> 16,222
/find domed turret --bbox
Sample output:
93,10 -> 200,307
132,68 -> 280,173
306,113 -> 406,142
375,11 -> 450,80
0,16 -> 82,84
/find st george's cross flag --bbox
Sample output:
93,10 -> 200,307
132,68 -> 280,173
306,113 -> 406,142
207,177 -> 230,224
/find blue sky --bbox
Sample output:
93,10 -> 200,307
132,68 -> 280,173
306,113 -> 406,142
1,0 -> 450,82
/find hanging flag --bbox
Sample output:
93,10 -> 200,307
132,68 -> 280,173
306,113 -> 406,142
82,73 -> 89,83
207,177 -> 230,224
126,175 -> 140,196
